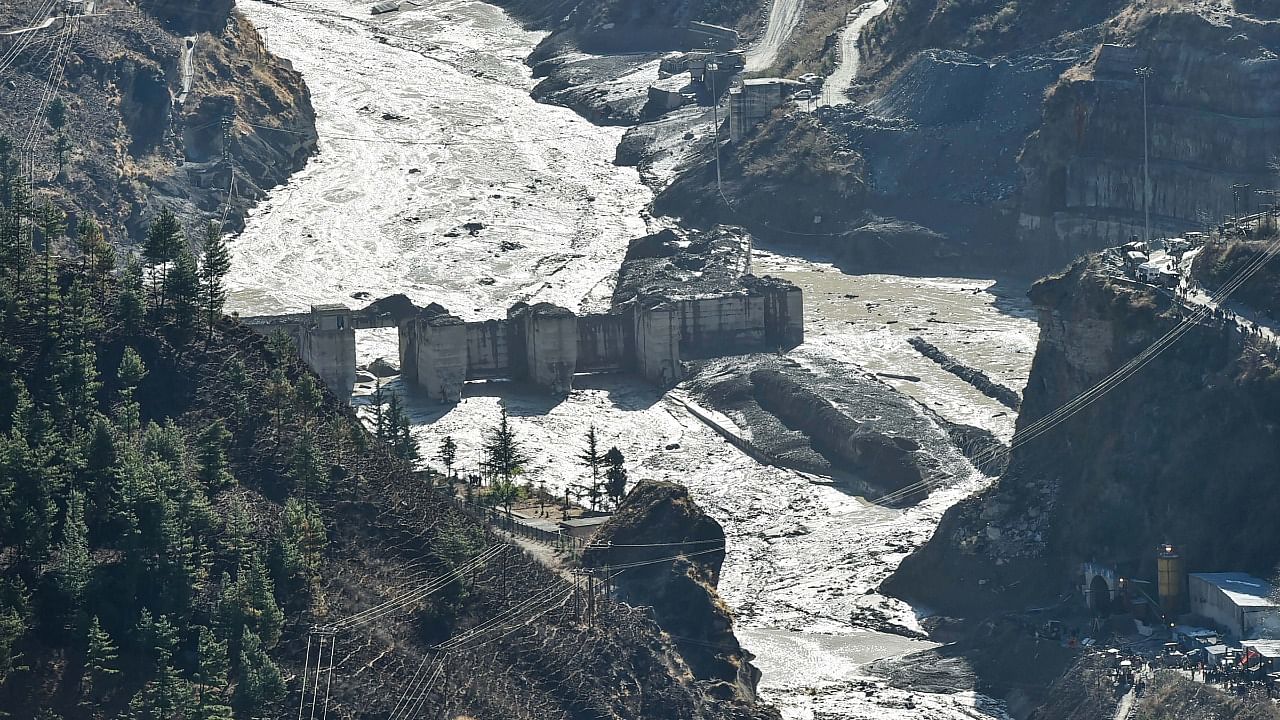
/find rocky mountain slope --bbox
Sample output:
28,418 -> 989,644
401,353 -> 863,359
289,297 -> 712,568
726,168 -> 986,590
883,247 -> 1280,618
491,0 -> 762,52
583,481 -> 772,705
0,256 -> 782,720
663,0 -> 1280,276
0,0 -> 316,245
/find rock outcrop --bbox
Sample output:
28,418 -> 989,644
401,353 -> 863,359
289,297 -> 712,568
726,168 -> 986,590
0,1 -> 317,245
908,336 -> 1022,410
883,251 -> 1280,617
683,354 -> 964,502
1017,11 -> 1280,266
749,368 -> 928,496
664,1 -> 1280,276
583,481 -> 766,704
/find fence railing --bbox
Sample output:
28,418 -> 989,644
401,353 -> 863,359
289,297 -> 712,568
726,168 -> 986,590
450,496 -> 587,556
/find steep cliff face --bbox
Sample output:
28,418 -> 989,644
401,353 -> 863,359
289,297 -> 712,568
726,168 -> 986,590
491,0 -> 762,52
654,111 -> 869,244
1017,10 -> 1280,263
583,481 -> 772,707
884,252 -> 1280,617
684,1 -> 1279,275
0,0 -> 316,244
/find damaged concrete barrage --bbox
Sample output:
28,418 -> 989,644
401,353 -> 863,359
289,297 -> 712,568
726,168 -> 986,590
242,274 -> 803,401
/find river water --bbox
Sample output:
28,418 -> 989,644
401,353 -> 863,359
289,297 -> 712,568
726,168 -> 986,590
230,1 -> 1034,717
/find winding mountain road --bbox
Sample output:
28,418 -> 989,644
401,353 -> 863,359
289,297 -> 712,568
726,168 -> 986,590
820,0 -> 888,106
744,0 -> 803,73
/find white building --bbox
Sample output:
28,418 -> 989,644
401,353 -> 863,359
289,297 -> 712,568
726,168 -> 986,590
1189,573 -> 1280,640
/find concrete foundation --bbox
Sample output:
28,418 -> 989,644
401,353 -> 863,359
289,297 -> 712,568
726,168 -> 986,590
242,276 -> 803,403
511,303 -> 578,396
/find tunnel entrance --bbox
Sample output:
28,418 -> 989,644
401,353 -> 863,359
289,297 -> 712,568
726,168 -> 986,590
1088,574 -> 1112,616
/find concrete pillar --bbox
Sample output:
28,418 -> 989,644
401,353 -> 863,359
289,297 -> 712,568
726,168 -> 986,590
301,305 -> 356,398
635,303 -> 682,386
412,312 -> 468,404
763,283 -> 805,350
513,303 -> 577,395
398,317 -> 419,385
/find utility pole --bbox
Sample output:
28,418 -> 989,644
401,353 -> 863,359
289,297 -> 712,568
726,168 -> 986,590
706,40 -> 723,198
1135,67 -> 1154,245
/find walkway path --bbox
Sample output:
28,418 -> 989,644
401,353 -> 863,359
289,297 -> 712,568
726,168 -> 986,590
1170,248 -> 1280,347
744,0 -> 804,73
820,0 -> 888,106
0,15 -> 57,37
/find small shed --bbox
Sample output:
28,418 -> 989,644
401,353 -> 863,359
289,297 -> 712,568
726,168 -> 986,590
558,515 -> 611,539
1173,625 -> 1219,649
370,1 -> 399,14
1241,639 -> 1280,666
1204,644 -> 1228,668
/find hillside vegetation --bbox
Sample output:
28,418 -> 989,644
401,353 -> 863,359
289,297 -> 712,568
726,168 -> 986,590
0,0 -> 315,245
0,140 -> 779,719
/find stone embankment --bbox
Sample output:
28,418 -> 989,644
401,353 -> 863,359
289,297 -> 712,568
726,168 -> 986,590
907,336 -> 1022,410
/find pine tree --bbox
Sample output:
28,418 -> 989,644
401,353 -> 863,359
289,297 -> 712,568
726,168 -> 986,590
83,615 -> 119,700
481,409 -> 527,486
265,367 -> 293,441
0,579 -> 30,686
75,218 -> 113,304
215,554 -> 283,648
142,208 -> 182,311
193,624 -> 229,702
35,203 -> 64,324
46,97 -> 67,131
117,257 -> 146,336
603,447 -> 628,510
437,435 -> 457,480
266,329 -> 294,359
136,609 -> 179,668
283,498 -> 326,579
386,392 -> 416,461
126,658 -> 196,720
56,491 -> 91,618
167,247 -> 200,335
199,221 -> 230,340
289,430 -> 324,498
195,420 -> 232,490
233,627 -> 285,713
115,347 -> 146,436
84,418 -> 118,518
579,425 -> 603,511
54,133 -> 71,179
0,140 -> 32,299
295,374 -> 321,426
372,377 -> 386,441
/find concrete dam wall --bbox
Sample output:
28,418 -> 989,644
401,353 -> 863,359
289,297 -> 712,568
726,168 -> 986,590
241,280 -> 804,401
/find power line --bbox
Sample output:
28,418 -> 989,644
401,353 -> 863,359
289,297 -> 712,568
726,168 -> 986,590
0,0 -> 61,75
870,226 -> 1280,506
327,545 -> 506,631
584,538 -> 726,549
